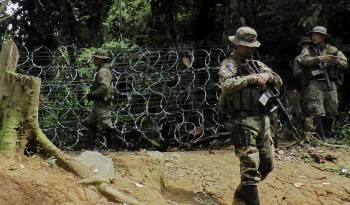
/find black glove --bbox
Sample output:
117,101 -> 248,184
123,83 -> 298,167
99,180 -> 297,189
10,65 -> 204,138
87,93 -> 94,101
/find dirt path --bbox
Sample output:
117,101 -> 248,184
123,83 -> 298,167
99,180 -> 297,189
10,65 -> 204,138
1,146 -> 350,205
109,147 -> 350,205
159,149 -> 350,205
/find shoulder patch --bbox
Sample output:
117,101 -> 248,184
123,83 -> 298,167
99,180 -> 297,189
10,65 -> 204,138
219,59 -> 238,78
226,62 -> 234,70
225,61 -> 237,75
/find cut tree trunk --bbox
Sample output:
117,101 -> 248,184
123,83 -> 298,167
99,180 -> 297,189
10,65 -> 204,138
0,39 -> 92,175
0,40 -> 143,205
0,39 -> 32,157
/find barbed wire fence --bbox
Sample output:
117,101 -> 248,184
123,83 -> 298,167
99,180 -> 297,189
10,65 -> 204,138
17,45 -> 234,150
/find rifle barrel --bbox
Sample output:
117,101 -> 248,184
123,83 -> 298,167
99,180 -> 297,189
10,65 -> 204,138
275,98 -> 301,139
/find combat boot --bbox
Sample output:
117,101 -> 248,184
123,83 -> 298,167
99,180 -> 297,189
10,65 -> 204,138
105,128 -> 117,150
314,117 -> 326,140
232,184 -> 246,205
242,185 -> 260,205
324,117 -> 336,141
87,126 -> 97,150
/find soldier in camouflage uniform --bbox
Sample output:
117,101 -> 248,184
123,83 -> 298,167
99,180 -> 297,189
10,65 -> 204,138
297,26 -> 348,140
293,36 -> 312,79
292,37 -> 313,131
84,49 -> 115,149
219,27 -> 282,205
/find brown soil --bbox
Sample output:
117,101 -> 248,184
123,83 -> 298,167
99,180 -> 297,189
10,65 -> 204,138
0,154 -> 111,205
1,146 -> 350,205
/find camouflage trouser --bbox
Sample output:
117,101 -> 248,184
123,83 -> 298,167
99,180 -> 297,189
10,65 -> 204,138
231,115 -> 275,185
86,100 -> 114,131
302,80 -> 338,118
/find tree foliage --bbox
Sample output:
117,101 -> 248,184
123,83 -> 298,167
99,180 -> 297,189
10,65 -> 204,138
105,0 -> 152,45
0,0 -> 10,22
2,0 -> 350,149
7,0 -> 113,48
1,0 -> 349,82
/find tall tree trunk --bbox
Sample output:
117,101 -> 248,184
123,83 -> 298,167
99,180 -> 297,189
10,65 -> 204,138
151,0 -> 179,46
223,0 -> 240,41
193,0 -> 217,45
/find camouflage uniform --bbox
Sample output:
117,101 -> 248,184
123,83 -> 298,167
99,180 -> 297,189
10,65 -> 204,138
297,26 -> 348,137
85,50 -> 115,148
220,27 -> 282,205
292,37 -> 312,131
86,64 -> 114,129
293,36 -> 313,81
298,46 -> 347,117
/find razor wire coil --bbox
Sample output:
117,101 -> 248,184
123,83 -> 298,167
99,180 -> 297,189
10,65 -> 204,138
17,46 -> 232,150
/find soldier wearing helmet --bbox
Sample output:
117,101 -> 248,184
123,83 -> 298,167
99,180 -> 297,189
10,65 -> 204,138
297,26 -> 348,140
84,49 -> 115,149
219,27 -> 282,205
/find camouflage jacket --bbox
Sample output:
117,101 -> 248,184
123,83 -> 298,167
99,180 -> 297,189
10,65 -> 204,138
91,64 -> 114,101
296,44 -> 347,86
218,53 -> 282,115
293,53 -> 304,78
219,54 -> 282,95
298,44 -> 347,69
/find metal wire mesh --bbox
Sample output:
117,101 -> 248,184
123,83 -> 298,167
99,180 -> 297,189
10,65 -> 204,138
17,45 -> 232,150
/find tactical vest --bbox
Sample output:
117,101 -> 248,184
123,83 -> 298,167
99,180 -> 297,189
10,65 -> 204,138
220,62 -> 265,117
305,45 -> 340,81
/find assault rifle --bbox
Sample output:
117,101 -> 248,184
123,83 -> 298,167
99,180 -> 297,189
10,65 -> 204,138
246,60 -> 301,140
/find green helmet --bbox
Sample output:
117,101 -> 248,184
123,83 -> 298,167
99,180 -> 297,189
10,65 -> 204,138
92,49 -> 111,60
228,26 -> 261,48
311,26 -> 328,35
298,36 -> 312,46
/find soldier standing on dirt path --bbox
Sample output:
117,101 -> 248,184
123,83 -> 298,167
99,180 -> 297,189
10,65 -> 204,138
219,27 -> 282,205
297,26 -> 348,141
83,49 -> 115,150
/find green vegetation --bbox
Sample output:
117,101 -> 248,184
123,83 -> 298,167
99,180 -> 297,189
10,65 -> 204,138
335,124 -> 350,145
1,0 -> 349,148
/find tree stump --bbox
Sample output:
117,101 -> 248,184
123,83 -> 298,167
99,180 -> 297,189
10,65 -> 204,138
0,39 -> 38,157
0,39 -> 88,172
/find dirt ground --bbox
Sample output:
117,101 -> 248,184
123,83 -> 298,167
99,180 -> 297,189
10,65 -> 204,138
1,146 -> 350,205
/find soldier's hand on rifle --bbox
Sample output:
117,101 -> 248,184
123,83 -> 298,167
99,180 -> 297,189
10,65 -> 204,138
254,73 -> 270,87
247,73 -> 270,87
319,55 -> 338,63
247,74 -> 259,84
